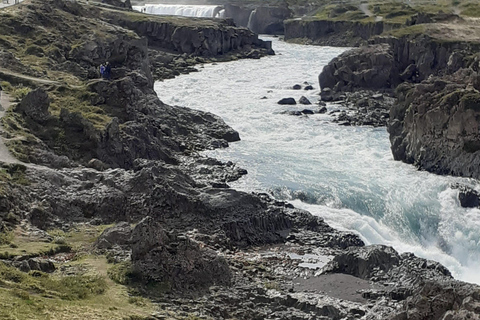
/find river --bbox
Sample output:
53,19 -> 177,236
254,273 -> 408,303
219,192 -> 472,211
154,37 -> 480,284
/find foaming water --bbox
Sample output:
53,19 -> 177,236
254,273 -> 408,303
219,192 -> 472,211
132,4 -> 224,18
154,37 -> 480,284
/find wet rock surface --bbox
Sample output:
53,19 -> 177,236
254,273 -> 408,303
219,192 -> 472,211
328,90 -> 395,127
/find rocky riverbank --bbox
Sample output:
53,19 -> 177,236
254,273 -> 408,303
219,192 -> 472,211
318,22 -> 480,180
0,0 -> 479,319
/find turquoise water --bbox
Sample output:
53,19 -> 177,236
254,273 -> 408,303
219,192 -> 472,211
154,37 -> 480,284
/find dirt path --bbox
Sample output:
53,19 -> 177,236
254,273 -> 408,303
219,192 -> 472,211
359,3 -> 373,17
0,92 -> 23,164
0,67 -> 59,86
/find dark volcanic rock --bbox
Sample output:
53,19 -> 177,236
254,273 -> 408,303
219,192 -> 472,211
319,44 -> 398,97
299,96 -> 311,105
95,221 -> 132,249
451,184 -> 480,208
323,245 -> 400,279
278,97 -> 296,105
388,69 -> 480,178
131,216 -> 232,291
293,84 -> 302,90
14,258 -> 56,273
14,88 -> 51,123
284,19 -> 402,47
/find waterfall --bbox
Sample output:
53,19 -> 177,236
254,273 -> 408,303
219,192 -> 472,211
132,4 -> 225,18
247,9 -> 256,30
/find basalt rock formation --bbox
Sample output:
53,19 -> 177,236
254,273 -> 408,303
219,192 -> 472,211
0,0 -> 479,318
389,68 -> 480,178
285,19 -> 402,47
318,28 -> 480,179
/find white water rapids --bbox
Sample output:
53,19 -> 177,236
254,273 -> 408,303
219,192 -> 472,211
132,4 -> 225,18
154,37 -> 480,284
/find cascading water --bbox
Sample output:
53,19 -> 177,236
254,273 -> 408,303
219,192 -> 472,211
154,37 -> 480,285
132,4 -> 225,18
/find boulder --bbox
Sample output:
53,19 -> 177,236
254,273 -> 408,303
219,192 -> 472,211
317,106 -> 328,114
15,88 -> 51,123
293,84 -> 302,90
95,222 -> 132,249
319,44 -> 398,95
301,109 -> 314,115
278,97 -> 296,105
322,245 -> 400,279
304,85 -> 314,90
299,96 -> 311,105
15,258 -> 56,273
451,184 -> 480,208
131,217 -> 232,291
320,87 -> 333,101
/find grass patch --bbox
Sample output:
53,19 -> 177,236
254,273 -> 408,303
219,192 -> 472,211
384,24 -> 427,38
0,262 -> 106,300
49,86 -> 111,130
0,230 -> 14,245
0,163 -> 30,185
459,2 -> 480,17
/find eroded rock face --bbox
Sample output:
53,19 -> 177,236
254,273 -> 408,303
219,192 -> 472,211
388,69 -> 480,178
131,216 -> 232,291
285,20 -> 400,47
319,44 -> 398,97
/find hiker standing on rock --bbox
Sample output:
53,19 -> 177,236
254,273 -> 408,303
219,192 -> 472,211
100,63 -> 105,78
105,62 -> 111,80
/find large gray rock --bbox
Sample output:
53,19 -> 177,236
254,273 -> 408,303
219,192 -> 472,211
322,245 -> 400,279
14,258 -> 56,273
95,221 -> 132,249
131,216 -> 232,291
319,44 -> 398,96
15,88 -> 51,123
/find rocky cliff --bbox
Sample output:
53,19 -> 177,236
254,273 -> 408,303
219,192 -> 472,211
389,68 -> 480,178
284,19 -> 401,46
0,0 -> 479,319
318,25 -> 480,180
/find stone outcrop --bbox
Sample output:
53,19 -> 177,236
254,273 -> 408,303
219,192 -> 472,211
318,29 -> 480,177
107,12 -> 274,57
131,216 -> 232,291
14,88 -> 52,123
284,19 -> 401,47
319,44 -> 398,95
388,69 -> 480,178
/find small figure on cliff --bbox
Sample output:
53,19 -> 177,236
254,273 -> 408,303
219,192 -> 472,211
105,62 -> 111,80
99,64 -> 105,78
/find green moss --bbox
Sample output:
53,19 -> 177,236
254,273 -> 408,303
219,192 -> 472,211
0,231 -> 14,245
0,163 -> 29,185
10,85 -> 31,102
384,24 -> 427,38
459,2 -> 480,17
